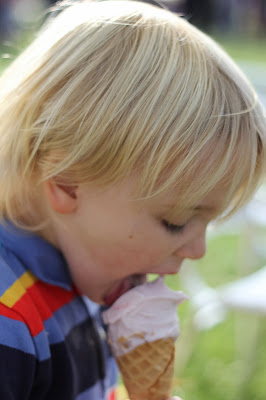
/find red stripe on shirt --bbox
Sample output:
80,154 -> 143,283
28,280 -> 76,318
0,302 -> 25,322
2,280 -> 77,337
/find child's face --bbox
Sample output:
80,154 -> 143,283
46,177 -> 225,305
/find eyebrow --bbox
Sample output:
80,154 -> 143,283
194,205 -> 215,211
163,203 -> 222,220
163,204 -> 216,212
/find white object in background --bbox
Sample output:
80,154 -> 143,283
180,263 -> 266,330
180,264 -> 227,330
219,265 -> 266,315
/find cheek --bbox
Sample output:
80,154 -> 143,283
88,235 -> 168,276
113,234 -> 172,271
121,219 -> 180,268
103,242 -> 158,271
75,211 -> 174,272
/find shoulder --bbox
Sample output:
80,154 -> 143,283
0,273 -> 41,398
0,255 -> 47,358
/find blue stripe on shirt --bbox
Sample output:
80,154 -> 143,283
33,329 -> 51,361
51,296 -> 90,340
0,314 -> 36,355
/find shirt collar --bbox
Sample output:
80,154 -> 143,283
0,222 -> 72,290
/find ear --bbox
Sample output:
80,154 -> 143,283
43,179 -> 78,214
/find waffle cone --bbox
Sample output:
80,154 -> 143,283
116,337 -> 175,400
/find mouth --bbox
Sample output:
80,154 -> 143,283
103,274 -> 147,307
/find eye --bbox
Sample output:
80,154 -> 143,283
161,219 -> 186,234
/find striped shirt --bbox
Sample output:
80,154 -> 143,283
0,222 -> 118,400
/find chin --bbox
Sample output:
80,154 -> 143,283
78,288 -> 104,304
88,294 -> 104,305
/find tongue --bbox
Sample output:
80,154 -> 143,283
104,279 -> 133,307
104,275 -> 146,307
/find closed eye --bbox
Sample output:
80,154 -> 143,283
161,219 -> 186,234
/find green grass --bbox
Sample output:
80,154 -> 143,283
212,35 -> 266,64
168,234 -> 266,400
1,32 -> 266,76
0,31 -> 34,74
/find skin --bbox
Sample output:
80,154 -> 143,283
39,175 -> 226,305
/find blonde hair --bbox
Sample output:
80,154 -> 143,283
0,0 -> 265,227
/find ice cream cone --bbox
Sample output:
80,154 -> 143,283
102,278 -> 188,400
116,337 -> 175,400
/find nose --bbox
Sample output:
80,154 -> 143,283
176,231 -> 207,260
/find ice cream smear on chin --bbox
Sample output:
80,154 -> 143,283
102,276 -> 188,356
102,277 -> 188,400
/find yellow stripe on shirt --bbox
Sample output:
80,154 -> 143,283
0,271 -> 37,308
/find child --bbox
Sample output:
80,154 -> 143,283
0,1 -> 265,399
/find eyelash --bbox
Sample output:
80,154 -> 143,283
161,219 -> 186,234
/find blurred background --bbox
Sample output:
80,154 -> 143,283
1,0 -> 265,108
0,1 -> 265,400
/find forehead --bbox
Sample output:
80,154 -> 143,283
142,180 -> 231,221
